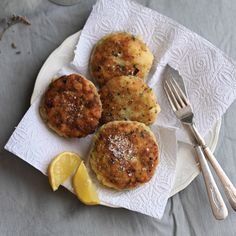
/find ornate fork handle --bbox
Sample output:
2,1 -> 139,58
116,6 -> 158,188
195,146 -> 228,220
191,123 -> 236,211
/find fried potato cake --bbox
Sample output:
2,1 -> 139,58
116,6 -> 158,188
40,74 -> 102,138
89,121 -> 159,190
99,76 -> 160,125
90,32 -> 154,87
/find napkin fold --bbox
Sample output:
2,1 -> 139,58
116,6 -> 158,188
5,99 -> 177,219
73,0 -> 236,140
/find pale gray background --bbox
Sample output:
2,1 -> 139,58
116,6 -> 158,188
1,0 -> 236,235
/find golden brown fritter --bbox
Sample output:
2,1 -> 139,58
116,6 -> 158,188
90,121 -> 159,190
90,32 -> 154,87
99,76 -> 160,125
40,74 -> 102,138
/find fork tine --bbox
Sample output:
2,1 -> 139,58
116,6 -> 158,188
169,79 -> 185,108
171,78 -> 189,105
165,80 -> 181,110
164,85 -> 177,111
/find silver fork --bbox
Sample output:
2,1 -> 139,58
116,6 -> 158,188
164,77 -> 230,220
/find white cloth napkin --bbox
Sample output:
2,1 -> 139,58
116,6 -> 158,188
5,99 -> 177,219
73,0 -> 236,142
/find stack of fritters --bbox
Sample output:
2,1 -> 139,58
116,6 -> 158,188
40,32 -> 161,190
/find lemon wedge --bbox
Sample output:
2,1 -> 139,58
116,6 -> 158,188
48,152 -> 82,191
73,161 -> 100,205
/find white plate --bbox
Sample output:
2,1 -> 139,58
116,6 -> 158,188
30,31 -> 221,197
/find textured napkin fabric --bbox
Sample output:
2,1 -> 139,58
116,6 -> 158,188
5,99 -> 177,219
73,0 -> 236,140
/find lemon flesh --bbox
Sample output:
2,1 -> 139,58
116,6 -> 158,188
48,152 -> 82,191
73,162 -> 100,205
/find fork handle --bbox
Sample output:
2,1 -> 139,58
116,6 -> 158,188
191,123 -> 236,211
204,147 -> 236,211
195,146 -> 228,220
